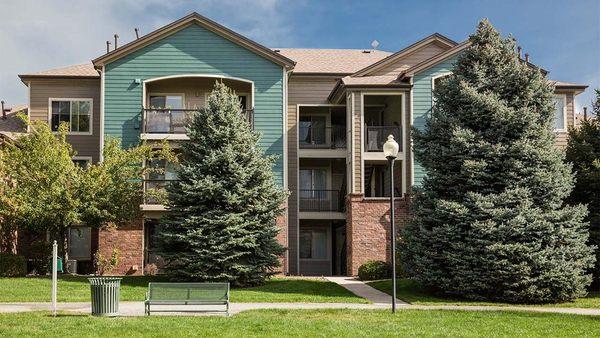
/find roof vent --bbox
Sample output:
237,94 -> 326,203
273,49 -> 280,53
362,50 -> 371,53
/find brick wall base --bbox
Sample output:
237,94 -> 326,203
346,194 -> 410,276
97,219 -> 144,275
96,205 -> 287,276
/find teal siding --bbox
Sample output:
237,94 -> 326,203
104,24 -> 285,185
412,55 -> 459,186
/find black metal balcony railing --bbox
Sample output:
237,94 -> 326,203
299,125 -> 346,149
299,189 -> 344,212
142,108 -> 254,134
364,126 -> 402,152
143,179 -> 178,205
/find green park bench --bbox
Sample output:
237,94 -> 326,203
145,282 -> 230,316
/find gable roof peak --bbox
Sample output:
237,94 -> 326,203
92,12 -> 295,69
350,33 -> 458,77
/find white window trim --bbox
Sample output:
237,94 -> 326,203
48,98 -> 93,136
431,72 -> 453,91
431,72 -> 453,106
554,94 -> 568,132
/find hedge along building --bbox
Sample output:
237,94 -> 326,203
15,12 -> 587,276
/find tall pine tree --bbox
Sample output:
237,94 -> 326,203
158,82 -> 286,286
566,89 -> 600,288
400,20 -> 595,303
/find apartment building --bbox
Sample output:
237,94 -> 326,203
15,12 -> 586,276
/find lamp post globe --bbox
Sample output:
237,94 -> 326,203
384,134 -> 399,313
383,134 -> 399,160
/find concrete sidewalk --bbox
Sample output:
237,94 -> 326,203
0,302 -> 387,316
325,276 -> 408,305
0,301 -> 598,316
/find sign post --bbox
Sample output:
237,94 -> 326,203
52,240 -> 57,317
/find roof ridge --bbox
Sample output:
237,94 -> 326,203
273,47 -> 392,52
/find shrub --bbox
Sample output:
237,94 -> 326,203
0,253 -> 27,277
144,263 -> 158,276
358,260 -> 391,281
94,248 -> 120,275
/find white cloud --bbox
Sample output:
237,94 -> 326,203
0,0 -> 295,106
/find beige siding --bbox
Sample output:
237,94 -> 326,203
287,75 -> 339,274
352,92 -> 362,193
28,78 -> 101,162
146,77 -> 251,109
370,42 -> 447,77
555,92 -> 575,148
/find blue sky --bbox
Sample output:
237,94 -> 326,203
1,0 -> 598,111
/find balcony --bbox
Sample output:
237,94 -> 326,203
299,189 -> 344,212
364,126 -> 402,152
299,125 -> 346,149
143,179 -> 177,205
141,108 -> 254,135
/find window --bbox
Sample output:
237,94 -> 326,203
68,227 -> 91,260
149,95 -> 183,109
147,158 -> 178,181
144,220 -> 165,269
554,95 -> 567,131
432,73 -> 452,91
431,73 -> 452,106
299,228 -> 328,259
299,116 -> 326,145
50,99 -> 92,134
72,157 -> 92,168
238,95 -> 248,110
300,169 -> 327,193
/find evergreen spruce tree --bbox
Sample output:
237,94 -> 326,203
566,89 -> 600,288
400,20 -> 595,303
158,82 -> 286,286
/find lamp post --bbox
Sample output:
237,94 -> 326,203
383,134 -> 399,313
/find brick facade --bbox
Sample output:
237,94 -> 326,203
94,205 -> 288,276
346,194 -> 410,276
97,219 -> 144,275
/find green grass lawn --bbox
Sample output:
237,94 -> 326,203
368,279 -> 600,308
0,309 -> 597,337
0,276 -> 367,303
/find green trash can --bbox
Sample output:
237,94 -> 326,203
48,257 -> 63,273
89,277 -> 122,316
